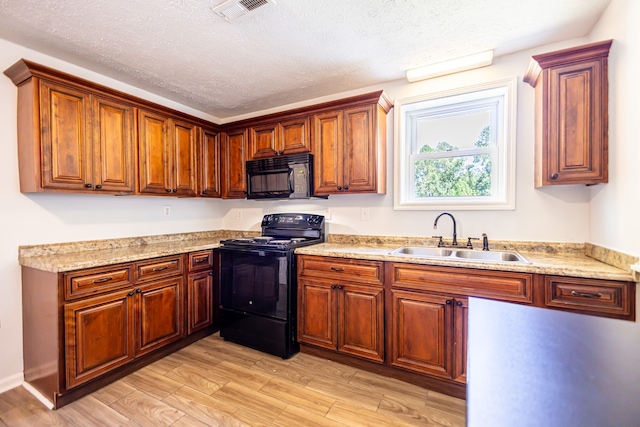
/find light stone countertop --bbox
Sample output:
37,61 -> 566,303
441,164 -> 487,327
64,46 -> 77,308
18,230 -> 259,273
294,242 -> 636,282
18,231 -> 637,282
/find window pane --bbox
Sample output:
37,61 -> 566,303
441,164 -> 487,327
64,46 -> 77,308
414,154 -> 492,197
416,110 -> 491,153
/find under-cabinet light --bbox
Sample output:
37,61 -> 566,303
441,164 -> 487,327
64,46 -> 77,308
406,50 -> 494,82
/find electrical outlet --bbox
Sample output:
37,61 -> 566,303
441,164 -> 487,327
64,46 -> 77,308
163,206 -> 171,216
236,210 -> 242,220
361,208 -> 370,221
325,208 -> 332,220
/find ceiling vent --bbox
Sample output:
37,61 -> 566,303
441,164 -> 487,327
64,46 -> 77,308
212,0 -> 275,22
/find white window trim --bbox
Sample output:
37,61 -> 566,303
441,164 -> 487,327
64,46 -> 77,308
394,77 -> 518,211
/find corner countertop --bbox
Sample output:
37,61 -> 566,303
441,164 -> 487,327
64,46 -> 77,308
18,230 -> 259,273
294,239 -> 636,282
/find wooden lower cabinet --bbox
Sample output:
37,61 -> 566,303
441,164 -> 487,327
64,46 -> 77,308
390,290 -> 467,383
135,277 -> 185,356
64,290 -> 135,388
298,278 -> 384,363
23,250 -> 216,409
187,270 -> 214,334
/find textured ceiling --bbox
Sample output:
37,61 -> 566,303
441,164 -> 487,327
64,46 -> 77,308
0,0 -> 611,120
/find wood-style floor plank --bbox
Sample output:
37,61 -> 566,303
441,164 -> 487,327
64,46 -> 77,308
0,334 -> 466,426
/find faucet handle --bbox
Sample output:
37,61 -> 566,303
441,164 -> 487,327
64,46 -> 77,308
466,237 -> 480,249
482,233 -> 490,251
432,236 -> 444,247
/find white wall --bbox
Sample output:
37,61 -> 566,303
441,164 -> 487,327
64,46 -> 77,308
587,0 -> 640,257
1,1 -> 634,390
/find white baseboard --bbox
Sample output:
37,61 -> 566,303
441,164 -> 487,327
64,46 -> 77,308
0,372 -> 24,394
22,382 -> 54,410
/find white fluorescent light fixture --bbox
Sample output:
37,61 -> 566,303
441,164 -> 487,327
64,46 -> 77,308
406,50 -> 494,82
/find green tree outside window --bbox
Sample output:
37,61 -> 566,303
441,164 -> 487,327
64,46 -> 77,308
415,125 -> 492,197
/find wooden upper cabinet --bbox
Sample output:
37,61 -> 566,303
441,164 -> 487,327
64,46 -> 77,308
221,128 -> 248,198
200,128 -> 221,197
6,70 -> 135,194
5,59 -> 220,197
248,116 -> 311,160
171,119 -> 198,197
39,80 -> 92,191
138,109 -> 171,195
524,40 -> 612,187
92,95 -> 135,193
138,109 -> 198,196
312,91 -> 391,195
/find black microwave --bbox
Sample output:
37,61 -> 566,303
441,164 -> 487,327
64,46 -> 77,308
246,153 -> 323,200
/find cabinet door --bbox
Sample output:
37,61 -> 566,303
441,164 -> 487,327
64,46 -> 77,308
39,80 -> 92,190
391,290 -> 452,379
312,110 -> 344,195
200,128 -> 221,197
138,109 -> 171,194
135,277 -> 185,357
298,279 -> 336,350
546,60 -> 607,185
337,284 -> 384,363
221,129 -> 248,198
92,95 -> 135,193
248,123 -> 279,159
343,105 -> 377,192
187,271 -> 213,334
453,298 -> 468,384
64,290 -> 135,388
171,119 -> 198,196
280,116 -> 311,155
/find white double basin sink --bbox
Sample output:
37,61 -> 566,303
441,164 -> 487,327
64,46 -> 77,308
390,246 -> 530,264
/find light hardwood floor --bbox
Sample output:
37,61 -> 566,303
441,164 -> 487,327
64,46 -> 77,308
0,334 -> 466,426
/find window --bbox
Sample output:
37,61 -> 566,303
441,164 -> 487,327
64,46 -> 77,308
394,78 -> 517,210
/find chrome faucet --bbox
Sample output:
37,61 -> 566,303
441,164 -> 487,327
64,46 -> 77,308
434,212 -> 458,246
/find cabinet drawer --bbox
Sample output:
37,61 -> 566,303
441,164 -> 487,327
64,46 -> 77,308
298,255 -> 383,285
64,264 -> 133,300
389,263 -> 532,303
134,255 -> 184,283
544,276 -> 633,317
188,250 -> 213,272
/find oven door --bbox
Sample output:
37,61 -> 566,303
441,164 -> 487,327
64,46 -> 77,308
219,247 -> 291,320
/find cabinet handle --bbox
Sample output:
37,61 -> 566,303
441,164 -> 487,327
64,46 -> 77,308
331,285 -> 337,289
550,173 -> 559,180
85,183 -> 93,189
456,301 -> 463,306
152,266 -> 169,272
166,188 -> 172,193
127,291 -> 134,296
195,258 -> 207,263
95,184 -> 102,190
330,267 -> 345,272
91,276 -> 113,284
136,288 -> 142,293
208,272 -> 213,276
570,290 -> 602,299
202,190 -> 207,195
172,189 -> 177,193
337,186 -> 342,190
336,285 -> 343,290
446,299 -> 452,305
343,186 -> 348,190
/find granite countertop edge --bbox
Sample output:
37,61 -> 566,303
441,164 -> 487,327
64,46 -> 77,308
294,243 -> 636,282
18,231 -> 637,281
